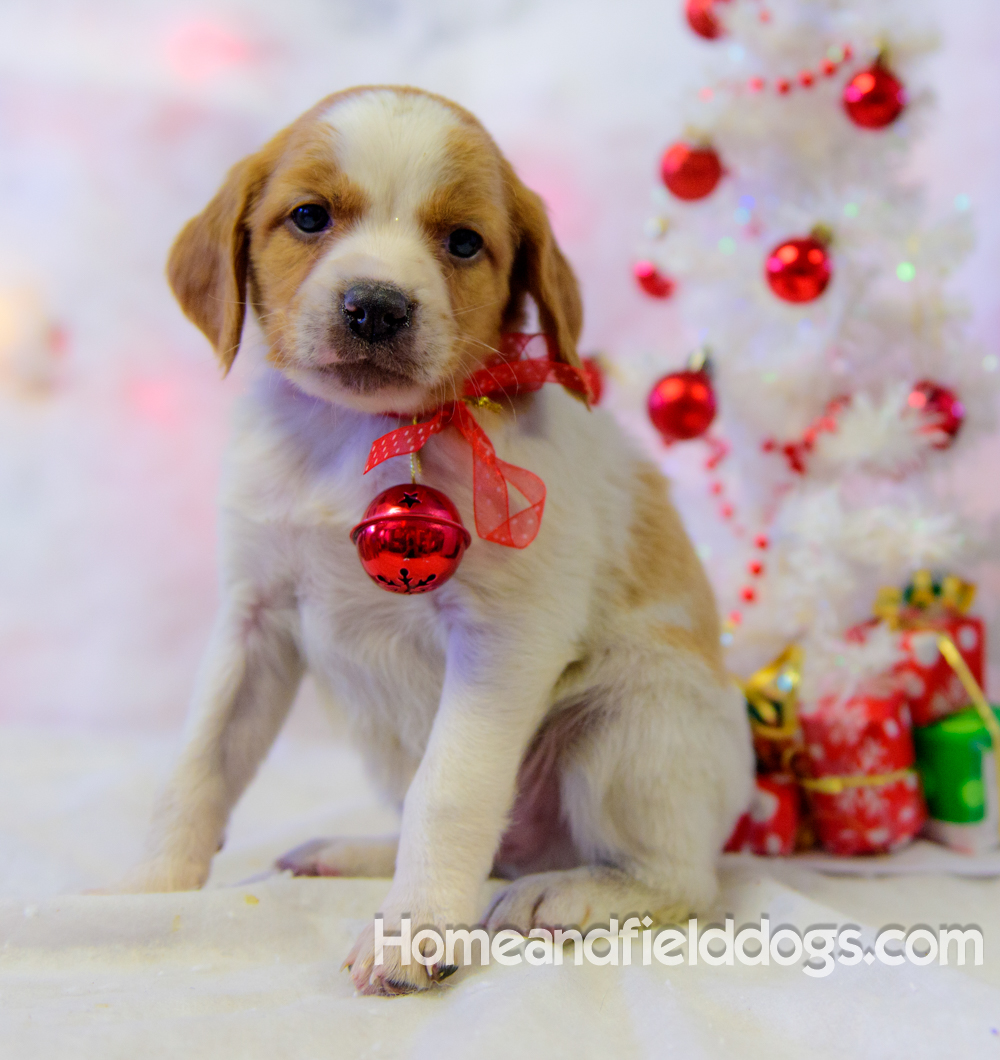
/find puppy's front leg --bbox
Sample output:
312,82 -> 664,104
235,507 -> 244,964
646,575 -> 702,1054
347,626 -> 568,994
119,586 -> 303,892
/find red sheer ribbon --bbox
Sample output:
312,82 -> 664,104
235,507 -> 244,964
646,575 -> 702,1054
364,334 -> 592,549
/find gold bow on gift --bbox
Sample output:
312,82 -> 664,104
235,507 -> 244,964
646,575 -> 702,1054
873,569 -> 975,630
741,645 -> 803,739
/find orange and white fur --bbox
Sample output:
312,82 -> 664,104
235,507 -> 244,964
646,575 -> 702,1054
123,86 -> 752,994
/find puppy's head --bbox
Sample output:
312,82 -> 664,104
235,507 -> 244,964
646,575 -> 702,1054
168,86 -> 582,414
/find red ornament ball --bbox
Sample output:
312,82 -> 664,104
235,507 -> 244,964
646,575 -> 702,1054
765,236 -> 832,303
660,142 -> 723,201
685,0 -> 729,39
351,483 -> 471,594
633,260 -> 675,299
843,60 -> 907,129
907,379 -> 965,448
648,368 -> 717,443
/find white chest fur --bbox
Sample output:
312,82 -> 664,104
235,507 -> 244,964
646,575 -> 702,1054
216,367 -> 630,797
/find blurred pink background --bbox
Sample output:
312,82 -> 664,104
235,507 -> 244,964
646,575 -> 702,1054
1,0 -> 998,730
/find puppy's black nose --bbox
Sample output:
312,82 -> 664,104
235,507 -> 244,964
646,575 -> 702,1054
342,282 -> 411,343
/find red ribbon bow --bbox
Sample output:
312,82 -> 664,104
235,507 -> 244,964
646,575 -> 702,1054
364,334 -> 593,549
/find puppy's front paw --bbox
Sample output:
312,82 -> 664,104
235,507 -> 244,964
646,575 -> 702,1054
345,915 -> 458,996
484,867 -> 686,933
485,869 -> 599,932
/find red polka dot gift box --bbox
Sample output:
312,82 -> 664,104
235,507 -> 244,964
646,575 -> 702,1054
895,617 -> 985,728
866,571 -> 986,728
798,687 -> 926,856
724,774 -> 799,856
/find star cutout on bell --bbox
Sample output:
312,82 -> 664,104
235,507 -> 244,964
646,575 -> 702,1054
399,491 -> 421,509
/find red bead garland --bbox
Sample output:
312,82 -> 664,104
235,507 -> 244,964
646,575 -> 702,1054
647,353 -> 777,630
660,142 -> 724,201
705,463 -> 775,636
731,43 -> 853,98
730,528 -> 774,629
762,395 -> 850,473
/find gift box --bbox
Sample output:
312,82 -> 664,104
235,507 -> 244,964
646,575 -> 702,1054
873,570 -> 986,727
724,774 -> 799,856
895,616 -> 985,727
804,775 -> 924,857
798,687 -> 926,855
914,705 -> 1000,855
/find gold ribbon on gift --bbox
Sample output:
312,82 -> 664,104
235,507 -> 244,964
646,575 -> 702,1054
741,645 -> 803,738
799,767 -> 917,796
874,570 -> 976,629
937,632 -> 1000,841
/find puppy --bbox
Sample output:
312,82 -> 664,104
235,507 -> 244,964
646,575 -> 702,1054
126,85 -> 752,995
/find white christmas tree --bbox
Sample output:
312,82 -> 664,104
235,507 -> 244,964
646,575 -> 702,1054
631,0 -> 996,701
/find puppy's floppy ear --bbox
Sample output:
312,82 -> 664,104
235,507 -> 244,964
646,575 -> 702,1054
167,137 -> 283,373
501,162 -> 583,370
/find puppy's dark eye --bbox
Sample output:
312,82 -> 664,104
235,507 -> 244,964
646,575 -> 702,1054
291,204 -> 330,233
447,228 -> 484,259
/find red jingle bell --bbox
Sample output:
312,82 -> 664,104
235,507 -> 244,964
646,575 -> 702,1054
351,483 -> 471,594
685,0 -> 729,40
633,260 -> 675,299
765,235 -> 832,303
907,379 -> 965,448
843,59 -> 907,129
648,367 -> 717,443
660,142 -> 724,201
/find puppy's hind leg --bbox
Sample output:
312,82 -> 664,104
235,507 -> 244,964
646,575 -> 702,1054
277,835 -> 398,878
485,657 -> 752,932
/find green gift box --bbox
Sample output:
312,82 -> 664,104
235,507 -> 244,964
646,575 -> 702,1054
914,705 -> 1000,854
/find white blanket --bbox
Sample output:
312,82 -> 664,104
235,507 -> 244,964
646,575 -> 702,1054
2,723 -> 1000,1059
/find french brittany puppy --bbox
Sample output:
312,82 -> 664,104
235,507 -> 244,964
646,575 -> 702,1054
121,85 -> 753,994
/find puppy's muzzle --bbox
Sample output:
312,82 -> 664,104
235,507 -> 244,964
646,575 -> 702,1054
342,281 -> 412,344
323,280 -> 419,392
